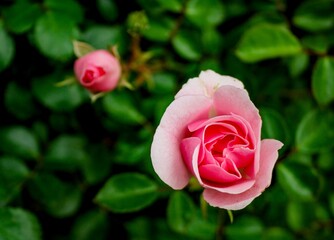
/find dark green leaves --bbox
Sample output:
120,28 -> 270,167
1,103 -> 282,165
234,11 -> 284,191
0,126 -> 39,159
95,173 -> 158,213
0,208 -> 41,240
0,25 -> 14,72
293,0 -> 334,32
312,57 -> 334,105
34,12 -> 78,61
185,0 -> 225,28
172,30 -> 202,60
236,24 -> 302,62
296,109 -> 334,153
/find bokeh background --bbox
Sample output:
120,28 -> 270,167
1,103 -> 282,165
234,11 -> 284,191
0,0 -> 334,239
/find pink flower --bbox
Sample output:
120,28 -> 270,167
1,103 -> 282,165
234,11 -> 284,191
74,50 -> 121,93
151,70 -> 283,210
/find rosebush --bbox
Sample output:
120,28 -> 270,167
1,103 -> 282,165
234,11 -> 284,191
1,0 -> 334,240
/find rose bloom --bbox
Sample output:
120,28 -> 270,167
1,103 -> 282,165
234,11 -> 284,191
74,50 -> 121,93
151,70 -> 283,210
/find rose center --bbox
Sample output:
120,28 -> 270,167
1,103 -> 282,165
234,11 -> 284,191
82,67 -> 106,83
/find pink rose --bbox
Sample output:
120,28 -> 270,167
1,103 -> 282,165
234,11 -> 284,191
74,50 -> 121,93
151,70 -> 283,210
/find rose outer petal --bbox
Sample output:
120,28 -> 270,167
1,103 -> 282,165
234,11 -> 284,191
203,139 -> 283,210
175,70 -> 244,99
151,95 -> 212,189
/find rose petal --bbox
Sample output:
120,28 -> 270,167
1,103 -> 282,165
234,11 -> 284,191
151,95 -> 212,189
203,139 -> 283,210
175,70 -> 244,99
213,86 -> 261,174
180,137 -> 202,175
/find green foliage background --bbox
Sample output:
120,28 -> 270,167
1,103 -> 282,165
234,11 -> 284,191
1,0 -> 334,239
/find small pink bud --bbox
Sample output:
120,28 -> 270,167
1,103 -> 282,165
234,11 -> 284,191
74,50 -> 121,93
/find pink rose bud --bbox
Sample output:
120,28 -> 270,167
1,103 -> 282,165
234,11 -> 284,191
151,70 -> 283,210
74,50 -> 121,93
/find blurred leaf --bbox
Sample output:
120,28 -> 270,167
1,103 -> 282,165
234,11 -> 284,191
157,0 -> 182,12
45,135 -> 88,171
296,109 -> 334,153
172,30 -> 202,60
0,24 -> 14,72
142,16 -> 174,42
202,27 -> 224,55
262,227 -> 295,240
34,12 -> 79,61
286,54 -> 309,77
0,208 -> 41,240
185,0 -> 225,28
97,0 -> 118,21
167,191 -> 196,234
71,210 -> 109,240
0,156 -> 29,206
312,57 -> 334,105
81,144 -> 112,184
5,81 -> 36,120
302,35 -> 330,54
45,0 -> 84,23
32,74 -> 87,111
150,72 -> 177,95
293,0 -> 334,32
277,161 -> 320,202
102,91 -> 146,125
225,216 -> 264,240
317,151 -> 334,171
28,173 -> 82,218
3,2 -> 42,34
0,126 -> 39,159
95,173 -> 158,213
114,140 -> 150,165
260,108 -> 290,149
286,201 -> 317,231
329,193 -> 334,217
81,25 -> 128,55
236,24 -> 302,62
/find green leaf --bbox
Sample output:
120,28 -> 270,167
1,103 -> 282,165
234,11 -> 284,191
34,12 -> 79,61
260,108 -> 290,149
95,173 -> 158,213
0,25 -> 15,72
81,25 -> 128,55
97,0 -> 118,21
142,17 -> 174,42
225,216 -> 264,240
157,0 -> 182,12
296,109 -> 334,153
28,173 -> 82,218
102,91 -> 146,125
302,35 -> 330,54
81,144 -> 113,184
185,0 -> 225,28
150,72 -> 177,95
0,208 -> 41,240
262,227 -> 295,240
0,156 -> 29,206
73,40 -> 95,58
45,0 -> 84,23
167,191 -> 196,234
5,81 -> 36,120
293,0 -> 334,32
0,126 -> 39,159
286,201 -> 317,231
312,57 -> 334,105
277,161 -> 320,201
32,74 -> 87,111
172,30 -> 202,61
45,135 -> 88,171
235,24 -> 302,62
286,54 -> 309,77
71,210 -> 109,240
3,2 -> 42,34
202,27 -> 224,55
